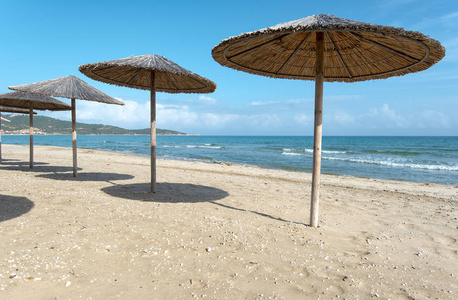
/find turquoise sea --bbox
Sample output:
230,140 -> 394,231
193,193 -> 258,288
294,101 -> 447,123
3,135 -> 457,185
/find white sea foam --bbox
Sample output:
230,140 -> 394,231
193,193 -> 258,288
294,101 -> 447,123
163,145 -> 182,148
323,150 -> 347,154
282,152 -> 302,156
324,156 -> 458,171
164,144 -> 222,149
186,145 -> 222,149
282,148 -> 346,154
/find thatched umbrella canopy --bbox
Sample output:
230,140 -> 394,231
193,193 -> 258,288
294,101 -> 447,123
0,105 -> 35,114
0,91 -> 71,168
9,75 -> 124,176
79,54 -> 217,192
0,105 -> 36,163
212,14 -> 446,227
0,91 -> 72,111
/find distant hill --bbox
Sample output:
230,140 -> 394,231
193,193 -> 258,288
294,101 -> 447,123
1,114 -> 190,135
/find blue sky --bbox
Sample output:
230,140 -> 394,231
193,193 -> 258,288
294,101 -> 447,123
0,0 -> 457,136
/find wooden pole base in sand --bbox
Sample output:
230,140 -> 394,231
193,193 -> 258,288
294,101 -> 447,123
72,98 -> 77,177
310,32 -> 324,228
150,71 -> 157,193
0,112 -> 2,163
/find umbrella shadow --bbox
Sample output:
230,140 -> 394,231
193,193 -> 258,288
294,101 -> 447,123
0,158 -> 21,163
0,161 -> 49,167
36,172 -> 134,182
102,182 -> 229,203
211,201 -> 306,226
0,194 -> 34,222
102,182 -> 305,225
0,163 -> 82,173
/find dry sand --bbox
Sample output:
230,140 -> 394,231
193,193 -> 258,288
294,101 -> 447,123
0,144 -> 456,299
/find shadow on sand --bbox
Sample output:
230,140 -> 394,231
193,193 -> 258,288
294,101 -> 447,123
102,182 -> 305,225
0,158 -> 21,163
36,172 -> 134,182
0,194 -> 34,222
0,161 -> 83,174
0,161 -> 49,167
211,201 -> 305,225
101,182 -> 229,203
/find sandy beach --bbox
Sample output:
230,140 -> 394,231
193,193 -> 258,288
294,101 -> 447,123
0,144 -> 456,299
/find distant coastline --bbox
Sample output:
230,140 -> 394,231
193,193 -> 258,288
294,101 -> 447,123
0,114 -> 194,136
1,133 -> 200,136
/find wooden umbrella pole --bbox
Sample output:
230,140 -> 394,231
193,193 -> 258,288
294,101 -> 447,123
151,70 -> 157,193
29,105 -> 34,169
310,31 -> 324,228
72,98 -> 77,177
0,112 -> 2,163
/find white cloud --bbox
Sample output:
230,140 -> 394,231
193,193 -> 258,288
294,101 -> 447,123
251,100 -> 280,106
247,114 -> 281,128
286,98 -> 310,104
330,104 -> 455,133
334,112 -> 355,123
412,10 -> 458,31
438,11 -> 458,28
42,97 -> 243,132
156,103 -> 199,127
37,96 -> 456,136
39,98 -> 151,127
441,11 -> 458,21
294,113 -> 312,125
417,110 -> 451,128
157,103 -> 182,109
368,104 -> 410,128
201,113 -> 240,127
251,98 -> 310,106
44,99 -> 201,130
157,104 -> 242,130
44,109 -> 71,121
198,95 -> 217,104
75,99 -> 150,125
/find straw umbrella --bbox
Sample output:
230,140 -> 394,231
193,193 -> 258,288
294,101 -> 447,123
0,91 -> 71,168
79,54 -> 217,192
9,75 -> 124,176
212,14 -> 445,227
0,105 -> 36,163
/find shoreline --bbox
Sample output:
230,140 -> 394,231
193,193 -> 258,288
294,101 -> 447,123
4,141 -> 456,186
0,145 -> 457,299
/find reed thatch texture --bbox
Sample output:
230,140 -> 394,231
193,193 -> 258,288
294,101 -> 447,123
0,91 -> 71,111
9,76 -> 124,105
0,105 -> 36,114
79,54 -> 217,94
212,14 -> 445,82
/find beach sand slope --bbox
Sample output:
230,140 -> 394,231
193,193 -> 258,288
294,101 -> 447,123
0,145 -> 456,299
